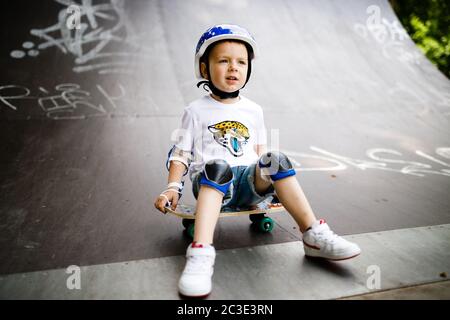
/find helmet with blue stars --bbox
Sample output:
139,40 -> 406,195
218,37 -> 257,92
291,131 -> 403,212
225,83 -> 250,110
194,24 -> 258,80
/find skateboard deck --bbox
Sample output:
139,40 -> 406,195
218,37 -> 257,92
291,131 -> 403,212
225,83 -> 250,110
164,200 -> 285,238
164,202 -> 285,219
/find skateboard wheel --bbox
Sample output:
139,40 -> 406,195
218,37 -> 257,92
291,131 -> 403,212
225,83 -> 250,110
186,223 -> 195,239
249,213 -> 265,223
182,218 -> 193,229
259,217 -> 274,233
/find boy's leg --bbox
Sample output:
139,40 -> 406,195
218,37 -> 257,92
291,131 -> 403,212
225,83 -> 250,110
178,159 -> 233,297
255,151 -> 361,260
192,158 -> 234,244
193,185 -> 223,244
255,159 -> 316,232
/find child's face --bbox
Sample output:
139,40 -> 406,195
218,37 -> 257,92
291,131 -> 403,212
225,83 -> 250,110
202,41 -> 249,93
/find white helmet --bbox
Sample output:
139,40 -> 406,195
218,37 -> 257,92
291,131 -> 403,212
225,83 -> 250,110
194,24 -> 258,80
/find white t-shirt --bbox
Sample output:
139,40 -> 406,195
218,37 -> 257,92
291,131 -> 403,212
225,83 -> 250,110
169,94 -> 267,179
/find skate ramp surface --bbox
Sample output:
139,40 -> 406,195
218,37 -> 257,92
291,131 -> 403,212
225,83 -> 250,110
0,0 -> 449,293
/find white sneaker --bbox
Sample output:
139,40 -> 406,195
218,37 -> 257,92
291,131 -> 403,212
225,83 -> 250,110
178,242 -> 216,297
302,219 -> 361,261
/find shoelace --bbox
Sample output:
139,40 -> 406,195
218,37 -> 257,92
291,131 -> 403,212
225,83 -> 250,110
315,227 -> 340,245
184,255 -> 214,274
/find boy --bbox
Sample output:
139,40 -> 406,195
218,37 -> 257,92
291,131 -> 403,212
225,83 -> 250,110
154,24 -> 361,298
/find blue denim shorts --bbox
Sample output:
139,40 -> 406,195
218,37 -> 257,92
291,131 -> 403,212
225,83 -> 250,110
191,163 -> 276,211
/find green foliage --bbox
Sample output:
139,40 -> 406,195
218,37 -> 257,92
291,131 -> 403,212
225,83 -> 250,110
391,0 -> 450,78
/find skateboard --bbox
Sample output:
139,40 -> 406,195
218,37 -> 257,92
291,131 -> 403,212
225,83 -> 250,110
164,200 -> 285,238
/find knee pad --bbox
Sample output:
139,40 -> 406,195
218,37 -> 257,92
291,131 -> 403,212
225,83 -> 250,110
199,159 -> 233,195
258,151 -> 296,182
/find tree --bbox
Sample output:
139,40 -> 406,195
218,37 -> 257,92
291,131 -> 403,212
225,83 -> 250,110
390,0 -> 450,78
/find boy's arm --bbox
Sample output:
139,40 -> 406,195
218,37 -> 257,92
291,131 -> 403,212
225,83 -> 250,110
154,160 -> 187,213
167,160 -> 187,185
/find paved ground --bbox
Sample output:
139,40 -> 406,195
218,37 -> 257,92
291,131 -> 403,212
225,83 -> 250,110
341,280 -> 450,300
1,224 -> 449,299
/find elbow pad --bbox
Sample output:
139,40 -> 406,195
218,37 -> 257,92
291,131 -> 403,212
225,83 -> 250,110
166,145 -> 192,176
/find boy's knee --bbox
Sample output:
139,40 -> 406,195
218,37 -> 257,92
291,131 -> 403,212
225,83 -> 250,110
258,151 -> 296,182
200,159 -> 233,195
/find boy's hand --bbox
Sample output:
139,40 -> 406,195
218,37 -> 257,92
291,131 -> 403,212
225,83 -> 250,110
154,190 -> 180,213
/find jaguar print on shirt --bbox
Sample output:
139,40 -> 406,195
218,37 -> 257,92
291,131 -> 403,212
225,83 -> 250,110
207,120 -> 250,157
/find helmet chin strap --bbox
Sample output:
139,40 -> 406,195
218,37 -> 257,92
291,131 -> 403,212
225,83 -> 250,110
196,80 -> 240,99
197,73 -> 250,100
